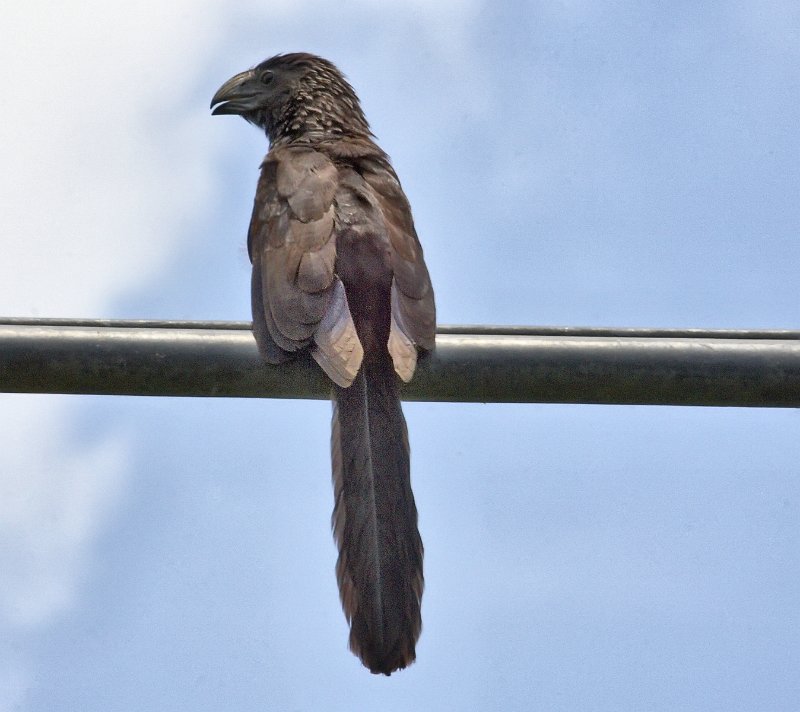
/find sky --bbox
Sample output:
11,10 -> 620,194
1,1 -> 798,710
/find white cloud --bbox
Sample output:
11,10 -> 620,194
0,3 -> 229,700
0,1 -> 487,706
0,397 -> 129,629
0,0 -> 232,637
0,0 -> 485,317
0,2 -> 228,317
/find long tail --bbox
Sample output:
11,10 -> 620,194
331,354 -> 423,675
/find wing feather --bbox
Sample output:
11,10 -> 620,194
249,146 -> 363,381
361,159 -> 436,364
311,279 -> 364,387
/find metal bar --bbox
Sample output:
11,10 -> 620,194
1,317 -> 799,340
1,319 -> 798,407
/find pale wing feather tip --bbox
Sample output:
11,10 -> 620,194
388,315 -> 417,383
313,278 -> 363,387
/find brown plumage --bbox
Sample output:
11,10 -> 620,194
211,53 -> 435,674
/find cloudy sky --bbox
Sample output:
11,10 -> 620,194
1,1 -> 798,710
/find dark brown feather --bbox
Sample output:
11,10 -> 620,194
326,162 -> 430,673
248,147 -> 362,381
213,52 -> 434,674
331,357 -> 423,674
361,158 -> 436,352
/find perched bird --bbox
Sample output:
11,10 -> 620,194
211,53 -> 435,674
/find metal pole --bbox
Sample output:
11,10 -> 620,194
1,319 -> 799,407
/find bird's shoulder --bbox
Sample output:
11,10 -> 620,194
259,145 -> 338,219
247,145 -> 335,259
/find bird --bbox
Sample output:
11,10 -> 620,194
211,53 -> 435,674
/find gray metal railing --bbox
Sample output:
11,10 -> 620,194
1,318 -> 798,407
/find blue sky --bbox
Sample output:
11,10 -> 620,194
1,1 -> 798,710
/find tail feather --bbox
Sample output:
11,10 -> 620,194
331,356 -> 423,674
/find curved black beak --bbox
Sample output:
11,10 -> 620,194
210,69 -> 260,116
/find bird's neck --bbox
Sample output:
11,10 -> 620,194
268,89 -> 372,146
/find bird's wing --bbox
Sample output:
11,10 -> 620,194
361,159 -> 436,382
248,146 -> 363,386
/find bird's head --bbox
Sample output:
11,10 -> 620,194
210,53 -> 371,144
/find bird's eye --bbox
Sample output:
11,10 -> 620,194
259,70 -> 274,85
